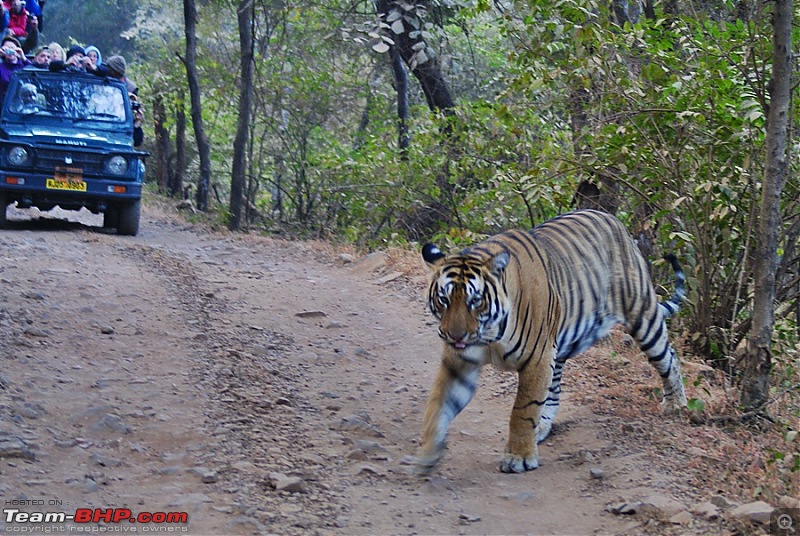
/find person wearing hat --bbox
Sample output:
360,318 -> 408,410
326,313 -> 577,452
84,45 -> 101,69
103,55 -> 138,94
92,55 -> 144,146
48,44 -> 83,71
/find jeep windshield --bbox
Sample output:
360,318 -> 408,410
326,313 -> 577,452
5,71 -> 130,126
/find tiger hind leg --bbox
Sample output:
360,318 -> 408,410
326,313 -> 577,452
633,316 -> 688,409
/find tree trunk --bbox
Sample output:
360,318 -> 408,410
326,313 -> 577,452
390,45 -> 410,154
570,84 -> 619,215
373,0 -> 458,240
740,0 -> 792,410
229,0 -> 255,231
153,96 -> 170,194
182,0 -> 212,212
173,91 -> 186,198
375,0 -> 454,115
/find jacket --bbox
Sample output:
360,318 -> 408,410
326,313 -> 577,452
3,1 -> 28,37
0,56 -> 29,101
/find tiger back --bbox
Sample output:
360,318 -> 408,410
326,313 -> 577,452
415,209 -> 687,474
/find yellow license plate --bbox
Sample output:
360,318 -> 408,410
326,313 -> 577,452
46,178 -> 87,191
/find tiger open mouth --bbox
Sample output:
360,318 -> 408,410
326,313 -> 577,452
450,339 -> 484,350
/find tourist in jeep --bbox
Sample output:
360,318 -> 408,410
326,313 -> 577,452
13,81 -> 42,113
0,37 -> 28,101
3,0 -> 38,53
48,45 -> 91,73
84,45 -> 101,69
29,44 -> 50,68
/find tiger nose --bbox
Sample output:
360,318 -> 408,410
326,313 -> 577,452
442,329 -> 468,342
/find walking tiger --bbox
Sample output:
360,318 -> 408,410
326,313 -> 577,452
414,209 -> 688,474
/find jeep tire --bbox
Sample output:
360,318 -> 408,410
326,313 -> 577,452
117,201 -> 140,236
103,206 -> 119,230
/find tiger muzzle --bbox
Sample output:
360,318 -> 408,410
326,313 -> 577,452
439,328 -> 480,350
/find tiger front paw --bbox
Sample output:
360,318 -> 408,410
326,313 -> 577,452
401,451 -> 443,476
498,452 -> 539,473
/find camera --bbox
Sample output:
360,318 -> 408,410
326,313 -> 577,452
131,101 -> 141,111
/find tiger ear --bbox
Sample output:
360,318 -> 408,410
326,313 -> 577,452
488,251 -> 510,277
422,243 -> 446,268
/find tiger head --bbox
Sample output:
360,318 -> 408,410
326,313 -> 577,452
422,243 -> 511,355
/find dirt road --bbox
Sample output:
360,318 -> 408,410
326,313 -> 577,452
0,204 -> 731,535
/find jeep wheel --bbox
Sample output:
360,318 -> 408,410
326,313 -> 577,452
0,194 -> 7,229
117,201 -> 140,236
103,206 -> 119,229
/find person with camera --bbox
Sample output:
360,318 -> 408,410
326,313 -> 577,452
84,45 -> 101,69
5,0 -> 28,38
0,36 -> 29,101
128,93 -> 144,147
93,54 -> 138,93
86,54 -> 144,146
3,0 -> 39,53
48,45 -> 102,74
23,0 -> 42,31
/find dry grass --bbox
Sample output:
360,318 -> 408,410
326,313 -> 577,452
568,331 -> 800,505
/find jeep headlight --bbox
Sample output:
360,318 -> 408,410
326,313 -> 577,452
7,146 -> 30,166
106,155 -> 128,176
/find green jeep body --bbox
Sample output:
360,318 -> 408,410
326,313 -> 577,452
0,69 -> 148,235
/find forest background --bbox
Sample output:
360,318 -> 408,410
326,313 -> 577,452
45,0 -> 799,476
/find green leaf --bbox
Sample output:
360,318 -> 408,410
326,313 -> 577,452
687,398 -> 706,413
386,10 -> 402,22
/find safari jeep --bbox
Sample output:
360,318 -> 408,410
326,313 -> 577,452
0,69 -> 147,235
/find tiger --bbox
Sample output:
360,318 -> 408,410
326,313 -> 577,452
414,209 -> 688,474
